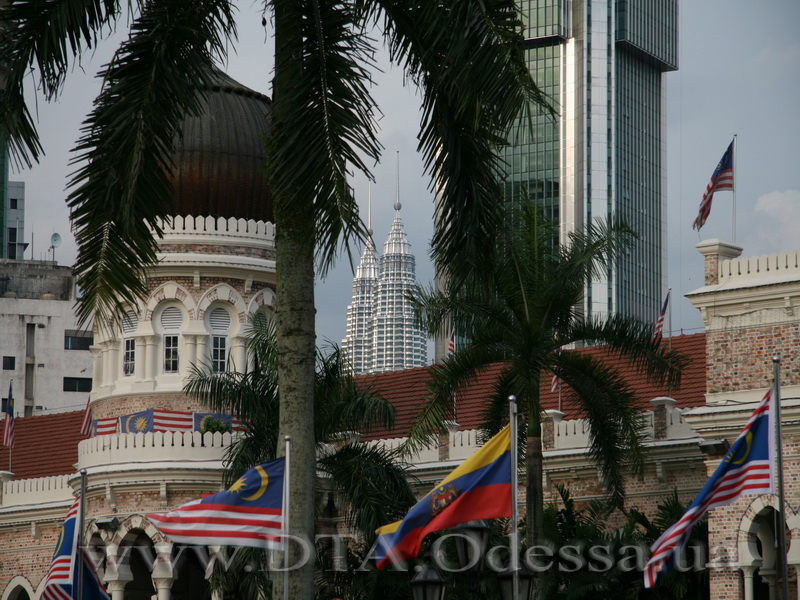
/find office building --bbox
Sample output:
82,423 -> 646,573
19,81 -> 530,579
342,201 -> 427,374
505,0 -> 678,321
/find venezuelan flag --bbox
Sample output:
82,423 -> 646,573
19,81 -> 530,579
374,425 -> 512,569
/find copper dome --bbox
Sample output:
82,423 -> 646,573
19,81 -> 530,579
170,71 -> 273,222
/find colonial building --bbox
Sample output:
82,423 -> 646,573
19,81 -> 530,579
4,235 -> 799,599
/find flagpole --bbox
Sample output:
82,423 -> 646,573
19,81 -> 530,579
509,396 -> 519,600
667,288 -> 672,353
732,134 -> 737,243
772,355 -> 789,600
283,435 -> 291,600
77,468 -> 87,600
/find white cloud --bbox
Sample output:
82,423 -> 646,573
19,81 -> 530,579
745,190 -> 800,255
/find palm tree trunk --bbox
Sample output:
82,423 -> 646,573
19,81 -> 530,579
273,2 -> 316,598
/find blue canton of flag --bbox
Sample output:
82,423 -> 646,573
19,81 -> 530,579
148,458 -> 286,549
194,412 -> 233,432
644,388 -> 775,588
693,139 -> 735,230
119,409 -> 154,433
42,497 -> 110,600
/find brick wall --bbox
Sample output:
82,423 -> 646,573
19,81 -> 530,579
707,323 -> 800,394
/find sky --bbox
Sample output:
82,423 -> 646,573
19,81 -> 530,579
10,0 -> 800,354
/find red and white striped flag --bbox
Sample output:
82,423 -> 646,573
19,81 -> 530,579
94,417 -> 117,436
654,290 -> 670,344
148,458 -> 286,549
693,139 -> 735,231
2,380 -> 15,449
644,388 -> 775,588
153,410 -> 194,432
80,398 -> 92,437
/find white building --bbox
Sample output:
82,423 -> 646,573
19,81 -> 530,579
342,201 -> 427,374
0,259 -> 93,416
4,181 -> 27,260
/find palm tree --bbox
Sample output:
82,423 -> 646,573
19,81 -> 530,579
408,204 -> 688,559
184,314 -> 418,598
0,4 -> 548,597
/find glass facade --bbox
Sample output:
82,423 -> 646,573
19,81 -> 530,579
502,0 -> 677,323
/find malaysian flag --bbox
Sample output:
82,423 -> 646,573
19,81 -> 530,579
2,380 -> 14,449
42,497 -> 110,600
94,417 -> 117,436
194,412 -> 232,432
644,388 -> 775,588
654,291 -> 670,344
692,139 -> 735,231
153,410 -> 194,432
80,398 -> 92,437
550,347 -> 562,392
448,332 -> 456,360
148,458 -> 286,549
120,409 -> 154,433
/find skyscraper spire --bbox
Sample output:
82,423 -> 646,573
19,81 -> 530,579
341,160 -> 427,374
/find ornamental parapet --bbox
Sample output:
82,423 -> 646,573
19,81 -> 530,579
0,474 -> 73,508
77,430 -> 238,472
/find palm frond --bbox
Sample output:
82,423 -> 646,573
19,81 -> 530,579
556,351 -> 648,506
269,0 -> 379,274
315,344 -> 396,440
374,0 -> 554,280
317,442 -> 416,537
0,0 -> 122,168
67,0 -> 236,325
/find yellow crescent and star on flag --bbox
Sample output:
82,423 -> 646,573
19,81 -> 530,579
228,465 -> 271,501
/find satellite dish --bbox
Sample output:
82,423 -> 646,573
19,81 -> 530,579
50,233 -> 62,248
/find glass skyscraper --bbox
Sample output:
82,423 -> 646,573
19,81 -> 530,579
342,201 -> 427,375
506,0 -> 678,322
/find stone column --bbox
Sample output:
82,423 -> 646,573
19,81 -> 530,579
152,577 -> 173,600
542,410 -> 565,450
184,335 -> 197,372
741,565 -> 757,600
232,336 -> 246,372
696,239 -> 743,286
650,397 -> 677,440
144,336 -> 157,381
105,581 -> 126,600
90,344 -> 103,389
196,336 -> 208,367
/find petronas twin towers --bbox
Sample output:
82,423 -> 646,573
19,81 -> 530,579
341,199 -> 428,375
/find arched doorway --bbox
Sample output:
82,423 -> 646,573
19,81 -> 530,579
739,502 -> 790,599
170,545 -> 210,600
120,529 -> 156,600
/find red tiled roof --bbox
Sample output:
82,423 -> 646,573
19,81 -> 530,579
0,410 -> 87,480
360,333 -> 707,439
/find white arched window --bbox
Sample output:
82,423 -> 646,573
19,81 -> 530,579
121,310 -> 138,376
208,307 -> 231,372
160,306 -> 183,373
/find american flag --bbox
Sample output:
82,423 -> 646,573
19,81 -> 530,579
94,417 -> 117,436
148,458 -> 286,549
692,139 -> 735,231
2,380 -> 14,449
42,497 -> 110,600
80,398 -> 92,437
654,291 -> 670,344
644,388 -> 775,588
153,409 -> 194,432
